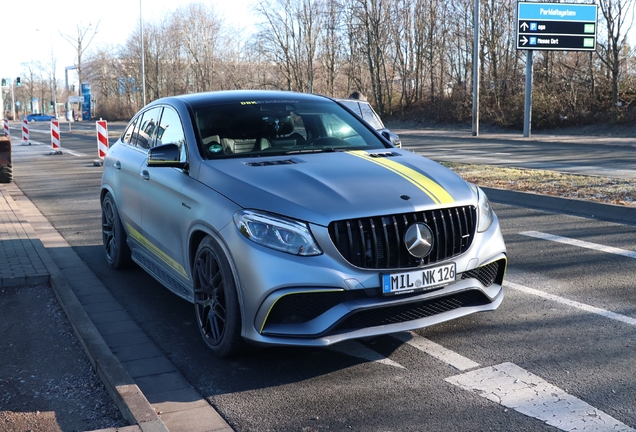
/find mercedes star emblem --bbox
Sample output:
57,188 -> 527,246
404,223 -> 434,258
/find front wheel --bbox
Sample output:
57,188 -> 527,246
101,192 -> 132,269
193,237 -> 244,357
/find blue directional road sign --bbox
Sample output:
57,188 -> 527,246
516,2 -> 597,51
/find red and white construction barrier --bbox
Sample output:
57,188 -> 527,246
96,120 -> 108,159
3,119 -> 8,136
51,120 -> 61,153
22,119 -> 29,144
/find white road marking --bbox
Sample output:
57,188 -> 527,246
58,148 -> 86,157
327,340 -> 405,369
521,231 -> 636,259
15,140 -> 86,157
446,362 -> 636,432
392,332 -> 480,371
506,281 -> 636,326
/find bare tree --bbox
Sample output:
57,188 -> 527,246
60,22 -> 101,93
597,0 -> 636,122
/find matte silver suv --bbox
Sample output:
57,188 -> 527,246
100,90 -> 507,357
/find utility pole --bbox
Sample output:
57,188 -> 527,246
471,0 -> 480,137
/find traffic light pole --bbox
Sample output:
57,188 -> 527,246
10,80 -> 16,121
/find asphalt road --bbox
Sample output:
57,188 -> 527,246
8,125 -> 636,431
395,128 -> 636,179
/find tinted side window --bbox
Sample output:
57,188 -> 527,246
157,107 -> 186,160
134,107 -> 163,149
121,116 -> 140,145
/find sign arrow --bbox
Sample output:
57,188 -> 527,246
520,22 -> 529,31
520,36 -> 528,45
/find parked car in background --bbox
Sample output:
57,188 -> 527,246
336,96 -> 401,147
100,90 -> 507,357
26,113 -> 57,123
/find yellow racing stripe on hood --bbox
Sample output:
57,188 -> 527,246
348,151 -> 455,205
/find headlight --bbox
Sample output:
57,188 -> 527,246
233,210 -> 322,256
475,186 -> 494,232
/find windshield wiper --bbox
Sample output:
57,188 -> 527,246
285,147 -> 340,155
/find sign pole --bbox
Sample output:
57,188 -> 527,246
523,51 -> 533,138
471,0 -> 480,137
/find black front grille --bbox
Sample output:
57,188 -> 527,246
328,206 -> 476,269
333,290 -> 490,332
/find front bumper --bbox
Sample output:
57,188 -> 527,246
220,213 -> 507,348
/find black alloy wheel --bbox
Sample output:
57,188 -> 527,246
193,237 -> 244,357
101,192 -> 132,269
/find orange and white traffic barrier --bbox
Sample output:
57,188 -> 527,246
22,119 -> 29,144
22,119 -> 29,142
3,119 -> 8,136
96,120 -> 108,159
51,120 -> 61,153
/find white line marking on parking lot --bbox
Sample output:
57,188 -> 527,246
59,148 -> 86,157
446,362 -> 636,432
328,341 -> 406,369
506,281 -> 636,326
392,332 -> 480,371
520,231 -> 636,259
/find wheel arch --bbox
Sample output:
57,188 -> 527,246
187,225 -> 247,326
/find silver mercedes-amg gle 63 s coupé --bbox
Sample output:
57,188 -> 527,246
100,90 -> 507,357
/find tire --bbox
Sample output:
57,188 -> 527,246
101,192 -> 132,269
193,236 -> 244,357
0,164 -> 12,183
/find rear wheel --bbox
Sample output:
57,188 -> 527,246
101,192 -> 132,269
0,164 -> 12,183
193,236 -> 244,357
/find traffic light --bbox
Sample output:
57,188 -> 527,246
71,84 -> 75,92
16,77 -> 21,86
50,101 -> 54,108
1,78 -> 6,86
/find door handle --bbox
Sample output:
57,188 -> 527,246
141,170 -> 150,181
114,161 -> 121,170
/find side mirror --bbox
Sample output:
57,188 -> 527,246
381,130 -> 402,148
147,143 -> 187,168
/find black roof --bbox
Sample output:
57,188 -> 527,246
149,90 -> 331,109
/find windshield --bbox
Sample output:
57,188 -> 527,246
193,98 -> 388,159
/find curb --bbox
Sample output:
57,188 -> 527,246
482,186 -> 636,225
3,183 -> 168,432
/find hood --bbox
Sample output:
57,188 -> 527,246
197,149 -> 476,226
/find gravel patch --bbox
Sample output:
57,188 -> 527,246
0,284 -> 128,432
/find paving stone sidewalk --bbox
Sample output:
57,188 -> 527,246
0,183 -> 233,432
0,187 -> 49,287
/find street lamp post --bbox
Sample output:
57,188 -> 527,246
140,0 -> 146,106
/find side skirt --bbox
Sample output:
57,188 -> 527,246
131,249 -> 194,303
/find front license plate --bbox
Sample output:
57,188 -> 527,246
381,263 -> 456,296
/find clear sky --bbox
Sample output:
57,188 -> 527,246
1,0 -> 257,82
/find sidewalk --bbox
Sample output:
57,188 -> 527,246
1,169 -> 636,431
0,182 -> 232,432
